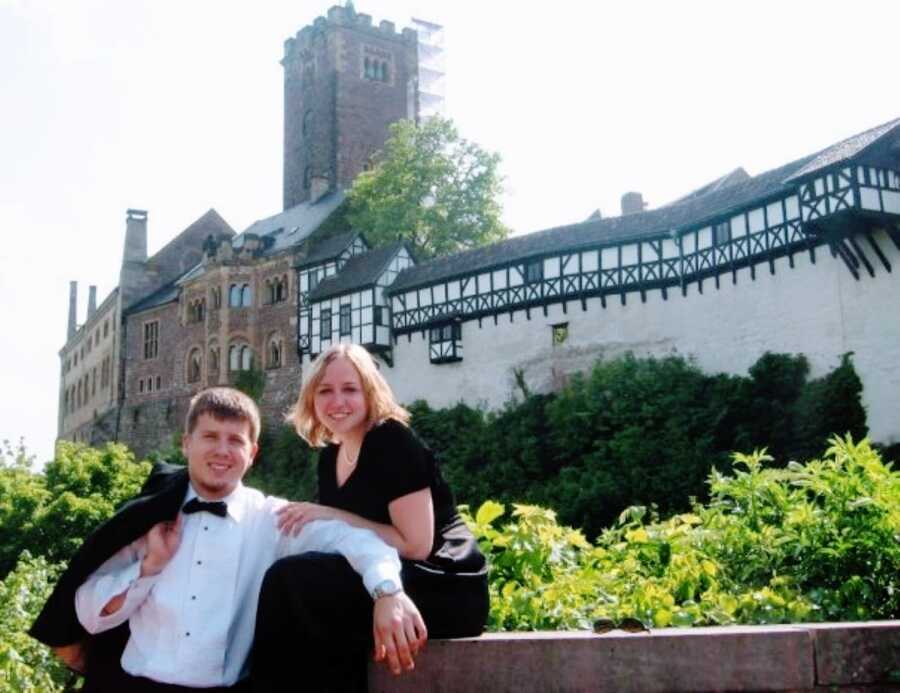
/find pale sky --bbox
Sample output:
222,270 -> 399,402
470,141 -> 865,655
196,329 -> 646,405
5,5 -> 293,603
1,0 -> 898,466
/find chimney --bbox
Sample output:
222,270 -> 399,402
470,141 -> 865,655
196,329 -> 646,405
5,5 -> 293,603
87,285 -> 97,319
123,209 -> 148,264
119,208 -> 150,310
68,281 -> 78,340
621,192 -> 646,216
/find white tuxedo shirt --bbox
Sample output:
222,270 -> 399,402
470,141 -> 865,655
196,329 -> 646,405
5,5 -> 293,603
75,482 -> 400,687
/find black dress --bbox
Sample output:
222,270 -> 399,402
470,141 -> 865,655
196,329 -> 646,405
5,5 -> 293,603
319,419 -> 489,594
251,420 -> 488,692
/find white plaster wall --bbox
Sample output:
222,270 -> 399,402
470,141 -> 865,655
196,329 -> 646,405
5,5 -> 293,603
386,229 -> 900,444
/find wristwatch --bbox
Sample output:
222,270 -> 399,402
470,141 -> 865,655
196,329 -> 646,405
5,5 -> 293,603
371,578 -> 402,600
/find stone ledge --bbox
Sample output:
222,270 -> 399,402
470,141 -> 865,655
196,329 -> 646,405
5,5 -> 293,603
368,622 -> 900,692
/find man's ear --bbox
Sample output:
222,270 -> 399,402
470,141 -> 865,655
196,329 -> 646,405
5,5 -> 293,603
181,433 -> 191,458
250,443 -> 259,465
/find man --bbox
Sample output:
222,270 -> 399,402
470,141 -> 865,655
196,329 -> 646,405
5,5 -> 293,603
30,387 -> 426,692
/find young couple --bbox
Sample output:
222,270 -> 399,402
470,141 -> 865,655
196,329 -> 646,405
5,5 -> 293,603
30,343 -> 489,692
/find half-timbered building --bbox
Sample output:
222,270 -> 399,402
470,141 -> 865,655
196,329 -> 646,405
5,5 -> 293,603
309,118 -> 900,445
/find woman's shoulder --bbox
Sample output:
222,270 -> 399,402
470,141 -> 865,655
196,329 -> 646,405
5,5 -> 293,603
368,418 -> 420,445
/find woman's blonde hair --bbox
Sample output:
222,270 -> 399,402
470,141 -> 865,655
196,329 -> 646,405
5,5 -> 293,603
287,343 -> 410,447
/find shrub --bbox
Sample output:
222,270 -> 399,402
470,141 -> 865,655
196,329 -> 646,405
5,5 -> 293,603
467,436 -> 899,631
0,553 -> 70,692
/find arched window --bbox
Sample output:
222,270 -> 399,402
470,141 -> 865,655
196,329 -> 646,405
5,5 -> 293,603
229,284 -> 241,307
267,334 -> 283,369
241,283 -> 252,307
229,343 -> 253,372
211,286 -> 222,309
187,348 -> 202,383
364,57 -> 371,78
209,346 -> 219,373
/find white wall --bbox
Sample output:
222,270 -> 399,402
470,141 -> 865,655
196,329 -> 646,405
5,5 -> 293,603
386,228 -> 900,444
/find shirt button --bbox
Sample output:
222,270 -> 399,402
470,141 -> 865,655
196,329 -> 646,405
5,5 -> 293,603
191,595 -> 197,600
204,526 -> 209,531
197,560 -> 202,565
186,632 -> 190,637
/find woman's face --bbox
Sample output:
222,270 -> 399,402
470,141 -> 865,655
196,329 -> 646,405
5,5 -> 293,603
313,356 -> 369,441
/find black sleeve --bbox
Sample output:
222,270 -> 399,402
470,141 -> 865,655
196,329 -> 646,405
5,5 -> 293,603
372,421 -> 432,503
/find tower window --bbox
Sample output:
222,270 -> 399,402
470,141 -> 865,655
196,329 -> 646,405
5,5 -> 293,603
143,321 -> 159,359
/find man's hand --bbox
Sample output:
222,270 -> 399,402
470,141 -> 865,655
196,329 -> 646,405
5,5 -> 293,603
141,515 -> 182,577
52,642 -> 86,674
372,592 -> 428,675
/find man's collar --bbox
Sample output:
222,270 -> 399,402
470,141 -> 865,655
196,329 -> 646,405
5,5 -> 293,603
185,482 -> 247,523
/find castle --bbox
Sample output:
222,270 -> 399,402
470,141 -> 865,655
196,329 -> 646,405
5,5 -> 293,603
58,5 -> 900,457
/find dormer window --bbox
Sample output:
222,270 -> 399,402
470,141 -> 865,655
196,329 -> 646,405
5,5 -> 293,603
429,322 -> 462,364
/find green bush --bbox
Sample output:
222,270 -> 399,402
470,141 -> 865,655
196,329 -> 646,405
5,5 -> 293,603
246,424 -> 319,501
419,352 -> 868,538
0,553 -> 70,692
467,436 -> 899,631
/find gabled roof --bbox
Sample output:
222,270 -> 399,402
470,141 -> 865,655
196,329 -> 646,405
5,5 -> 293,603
296,231 -> 362,268
667,168 -> 750,206
309,243 -> 407,301
237,190 -> 346,256
784,117 -> 900,182
389,117 -> 900,293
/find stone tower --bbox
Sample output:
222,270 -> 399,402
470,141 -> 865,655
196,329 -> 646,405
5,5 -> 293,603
281,5 -> 419,210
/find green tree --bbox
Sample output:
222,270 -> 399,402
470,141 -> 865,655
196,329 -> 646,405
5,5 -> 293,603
347,116 -> 509,258
0,553 -> 71,692
0,441 -> 150,578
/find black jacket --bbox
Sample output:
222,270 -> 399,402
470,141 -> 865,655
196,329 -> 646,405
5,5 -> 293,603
29,462 -> 190,648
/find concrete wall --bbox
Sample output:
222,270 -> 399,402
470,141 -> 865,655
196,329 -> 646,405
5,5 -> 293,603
387,229 -> 900,445
369,621 -> 900,692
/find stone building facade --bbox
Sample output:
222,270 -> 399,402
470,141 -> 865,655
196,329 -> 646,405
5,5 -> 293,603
282,4 -> 419,209
57,4 -> 900,459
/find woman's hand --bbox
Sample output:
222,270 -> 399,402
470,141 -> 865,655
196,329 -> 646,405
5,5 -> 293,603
276,502 -> 338,535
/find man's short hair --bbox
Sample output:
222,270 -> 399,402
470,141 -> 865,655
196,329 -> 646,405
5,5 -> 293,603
185,387 -> 261,443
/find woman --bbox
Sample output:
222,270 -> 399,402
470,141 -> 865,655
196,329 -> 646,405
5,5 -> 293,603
252,344 -> 488,691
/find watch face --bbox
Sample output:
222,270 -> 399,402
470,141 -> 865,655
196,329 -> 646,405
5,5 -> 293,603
373,579 -> 401,598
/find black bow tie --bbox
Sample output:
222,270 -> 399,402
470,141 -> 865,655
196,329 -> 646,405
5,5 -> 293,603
182,498 -> 228,518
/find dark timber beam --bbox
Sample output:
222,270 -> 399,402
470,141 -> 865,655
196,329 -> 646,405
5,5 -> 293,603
866,235 -> 891,272
847,237 -> 876,277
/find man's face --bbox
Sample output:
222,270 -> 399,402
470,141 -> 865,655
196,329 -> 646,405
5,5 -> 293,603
181,413 -> 258,500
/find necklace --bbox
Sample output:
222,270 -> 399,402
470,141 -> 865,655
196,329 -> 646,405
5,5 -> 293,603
339,443 -> 360,468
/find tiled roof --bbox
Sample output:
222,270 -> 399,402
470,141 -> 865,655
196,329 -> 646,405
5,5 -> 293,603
308,243 -> 405,301
296,231 -> 361,268
390,117 -> 900,293
127,281 -> 180,314
237,190 -> 346,256
667,168 -> 750,206
388,156 -> 811,292
784,118 -> 900,182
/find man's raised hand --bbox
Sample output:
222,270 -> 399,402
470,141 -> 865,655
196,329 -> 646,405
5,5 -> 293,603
141,515 -> 182,577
